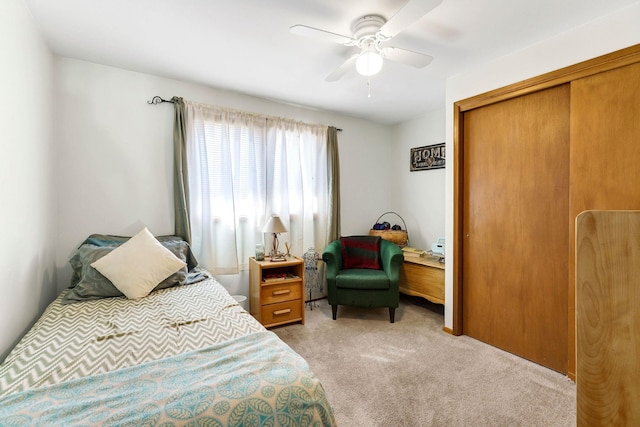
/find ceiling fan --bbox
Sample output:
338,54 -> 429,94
290,0 -> 442,82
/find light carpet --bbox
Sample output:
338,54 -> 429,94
272,295 -> 576,427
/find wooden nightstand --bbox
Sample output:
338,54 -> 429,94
249,256 -> 305,328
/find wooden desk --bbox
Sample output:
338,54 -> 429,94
400,254 -> 445,304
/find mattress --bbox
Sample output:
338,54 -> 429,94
0,277 -> 335,426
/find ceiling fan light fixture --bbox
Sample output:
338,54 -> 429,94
355,49 -> 383,76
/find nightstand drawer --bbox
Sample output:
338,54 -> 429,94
261,281 -> 302,305
260,300 -> 302,326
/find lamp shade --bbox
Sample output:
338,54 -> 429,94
262,215 -> 287,233
356,49 -> 383,77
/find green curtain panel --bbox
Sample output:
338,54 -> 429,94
327,126 -> 341,241
172,96 -> 191,244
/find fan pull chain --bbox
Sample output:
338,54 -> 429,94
367,77 -> 372,98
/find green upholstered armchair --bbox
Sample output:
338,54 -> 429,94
322,237 -> 404,323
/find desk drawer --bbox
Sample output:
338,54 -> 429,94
261,300 -> 302,326
261,281 -> 302,305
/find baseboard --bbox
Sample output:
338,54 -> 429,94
442,326 -> 453,335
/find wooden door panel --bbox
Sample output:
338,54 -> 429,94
568,61 -> 640,379
462,85 -> 570,373
576,211 -> 640,426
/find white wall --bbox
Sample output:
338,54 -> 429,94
443,3 -> 640,329
54,58 -> 394,297
0,0 -> 56,360
391,109 -> 446,250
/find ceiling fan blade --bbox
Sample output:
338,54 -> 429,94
289,24 -> 355,45
379,0 -> 443,39
325,54 -> 359,82
382,46 -> 433,68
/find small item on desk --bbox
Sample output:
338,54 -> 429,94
402,247 -> 426,257
431,237 -> 445,255
426,250 -> 445,262
269,255 -> 287,262
428,237 -> 445,262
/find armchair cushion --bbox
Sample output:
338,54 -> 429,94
336,269 -> 390,290
340,235 -> 381,270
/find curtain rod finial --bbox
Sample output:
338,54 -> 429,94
148,96 -> 174,105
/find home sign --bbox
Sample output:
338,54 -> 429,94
410,143 -> 445,171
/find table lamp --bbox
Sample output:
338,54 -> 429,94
262,215 -> 288,259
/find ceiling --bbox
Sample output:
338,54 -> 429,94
24,0 -> 640,125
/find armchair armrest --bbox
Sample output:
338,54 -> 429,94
380,240 -> 404,284
322,240 -> 342,279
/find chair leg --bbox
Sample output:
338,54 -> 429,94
389,307 -> 395,323
332,305 -> 337,320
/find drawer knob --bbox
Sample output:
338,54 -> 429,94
273,289 -> 291,296
273,308 -> 292,316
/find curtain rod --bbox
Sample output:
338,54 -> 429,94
146,95 -> 341,131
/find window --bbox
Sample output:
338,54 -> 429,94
183,101 -> 330,274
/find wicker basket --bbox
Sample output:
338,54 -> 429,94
369,212 -> 409,247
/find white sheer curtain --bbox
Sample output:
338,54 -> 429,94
184,101 -> 330,275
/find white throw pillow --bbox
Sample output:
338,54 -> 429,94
91,227 -> 186,299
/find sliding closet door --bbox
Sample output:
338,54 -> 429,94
462,85 -> 570,373
569,61 -> 640,379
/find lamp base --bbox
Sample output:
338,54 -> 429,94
270,232 -> 282,259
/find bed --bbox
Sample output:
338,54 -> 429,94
0,230 -> 335,426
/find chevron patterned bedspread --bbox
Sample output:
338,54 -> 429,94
0,278 -> 336,426
0,331 -> 335,426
